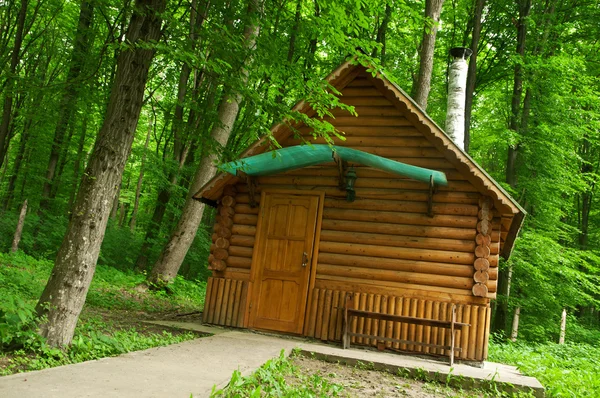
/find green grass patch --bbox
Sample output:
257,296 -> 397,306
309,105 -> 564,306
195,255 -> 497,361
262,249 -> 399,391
488,340 -> 600,397
210,350 -> 345,397
0,251 -> 206,375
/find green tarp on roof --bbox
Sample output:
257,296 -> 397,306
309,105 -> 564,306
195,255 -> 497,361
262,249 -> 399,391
219,144 -> 448,186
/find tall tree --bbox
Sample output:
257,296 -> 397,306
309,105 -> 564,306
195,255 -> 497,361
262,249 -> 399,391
0,0 -> 28,169
464,0 -> 485,152
412,0 -> 445,110
147,0 -> 261,287
35,0 -> 166,347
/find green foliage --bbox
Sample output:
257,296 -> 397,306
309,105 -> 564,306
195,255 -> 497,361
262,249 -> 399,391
0,252 -> 204,374
489,341 -> 600,397
210,350 -> 344,397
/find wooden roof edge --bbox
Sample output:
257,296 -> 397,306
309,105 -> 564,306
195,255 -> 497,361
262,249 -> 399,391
372,69 -> 526,217
194,59 -> 360,200
500,211 -> 526,260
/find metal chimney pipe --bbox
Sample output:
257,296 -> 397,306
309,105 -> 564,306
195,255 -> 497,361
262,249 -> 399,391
445,47 -> 473,151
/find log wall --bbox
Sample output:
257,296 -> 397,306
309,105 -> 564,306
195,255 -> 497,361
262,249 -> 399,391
204,72 -> 501,361
203,277 -> 249,327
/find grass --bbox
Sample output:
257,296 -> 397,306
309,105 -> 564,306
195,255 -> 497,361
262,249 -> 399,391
0,251 -> 207,375
210,349 -> 345,397
488,340 -> 600,397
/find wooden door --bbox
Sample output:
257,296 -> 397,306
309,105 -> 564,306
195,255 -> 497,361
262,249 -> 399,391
249,192 -> 320,334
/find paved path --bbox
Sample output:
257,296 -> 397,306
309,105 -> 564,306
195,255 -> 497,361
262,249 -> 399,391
0,324 -> 544,398
0,330 -> 298,398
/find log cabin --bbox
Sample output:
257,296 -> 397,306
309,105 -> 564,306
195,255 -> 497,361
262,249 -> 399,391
193,57 -> 525,363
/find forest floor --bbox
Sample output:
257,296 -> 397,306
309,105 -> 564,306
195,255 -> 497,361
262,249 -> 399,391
0,252 -> 206,375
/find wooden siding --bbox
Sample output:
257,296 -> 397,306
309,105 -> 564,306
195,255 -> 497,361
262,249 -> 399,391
305,288 -> 491,361
203,277 -> 249,327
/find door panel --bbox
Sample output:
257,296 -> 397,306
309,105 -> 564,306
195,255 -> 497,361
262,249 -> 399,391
250,192 -> 319,334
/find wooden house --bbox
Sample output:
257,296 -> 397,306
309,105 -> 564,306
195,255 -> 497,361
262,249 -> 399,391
194,60 -> 525,362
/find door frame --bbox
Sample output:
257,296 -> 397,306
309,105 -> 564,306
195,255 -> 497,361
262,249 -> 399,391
245,189 -> 325,334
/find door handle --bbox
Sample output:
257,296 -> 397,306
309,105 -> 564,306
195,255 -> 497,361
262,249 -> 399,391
302,252 -> 309,267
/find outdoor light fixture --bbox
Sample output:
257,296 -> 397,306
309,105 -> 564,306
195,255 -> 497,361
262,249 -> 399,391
345,167 -> 357,202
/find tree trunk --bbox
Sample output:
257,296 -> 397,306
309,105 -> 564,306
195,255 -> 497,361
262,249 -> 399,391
40,1 -> 94,209
464,0 -> 485,153
147,0 -> 261,287
68,112 -> 89,211
11,199 -> 28,253
494,0 -> 531,336
412,0 -> 445,110
510,306 -> 520,342
0,0 -> 28,169
34,0 -> 165,348
134,0 -> 206,269
559,308 -> 566,344
130,121 -> 152,232
372,3 -> 392,65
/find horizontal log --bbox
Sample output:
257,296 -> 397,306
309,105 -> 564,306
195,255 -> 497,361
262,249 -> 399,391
323,208 -> 478,229
285,136 -> 433,148
320,230 -> 476,253
313,278 -> 491,306
209,256 -> 226,271
234,204 -> 260,215
322,116 -> 414,127
232,214 -> 258,226
474,271 -> 489,283
297,125 -> 422,137
226,256 -> 252,269
215,237 -> 230,249
231,224 -> 256,236
478,209 -> 493,221
477,220 -> 491,235
316,252 -> 494,278
213,248 -> 229,261
234,194 -> 262,205
474,258 -> 489,271
340,87 -> 383,97
212,233 -> 218,242
329,106 -> 400,117
345,77 -> 372,87
221,195 -> 236,207
475,245 -> 490,258
228,245 -> 253,258
321,219 -> 477,240
282,165 -> 467,181
324,198 -> 478,217
214,224 -> 232,238
472,283 -> 488,297
256,176 -> 477,193
216,215 -> 233,229
222,268 -> 250,281
319,241 -> 475,265
219,206 -> 235,218
338,97 -> 394,106
475,234 -> 491,246
230,235 -> 255,247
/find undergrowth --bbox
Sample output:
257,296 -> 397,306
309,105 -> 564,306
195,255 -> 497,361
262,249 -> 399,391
210,350 -> 345,397
0,251 -> 206,375
489,340 -> 600,397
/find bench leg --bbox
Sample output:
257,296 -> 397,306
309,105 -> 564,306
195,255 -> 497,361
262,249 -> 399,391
342,294 -> 350,349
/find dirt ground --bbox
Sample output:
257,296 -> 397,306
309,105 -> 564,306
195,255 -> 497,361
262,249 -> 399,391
290,356 -> 485,398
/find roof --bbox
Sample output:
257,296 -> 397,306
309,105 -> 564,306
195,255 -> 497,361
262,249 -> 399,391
194,59 -> 526,258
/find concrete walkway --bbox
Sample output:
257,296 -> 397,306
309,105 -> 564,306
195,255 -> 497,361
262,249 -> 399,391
0,323 -> 544,397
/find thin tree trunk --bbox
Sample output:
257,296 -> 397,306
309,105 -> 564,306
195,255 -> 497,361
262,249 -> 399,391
11,199 -> 27,252
0,0 -> 28,169
35,0 -> 166,348
130,121 -> 152,232
68,112 -> 89,211
559,308 -> 566,344
134,0 -> 206,270
412,0 -> 445,110
372,3 -> 392,65
40,1 -> 94,208
510,306 -> 520,342
3,126 -> 28,210
494,0 -> 531,336
147,0 -> 261,287
464,0 -> 485,153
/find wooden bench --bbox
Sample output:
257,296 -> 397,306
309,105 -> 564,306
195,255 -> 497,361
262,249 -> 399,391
341,294 -> 469,366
